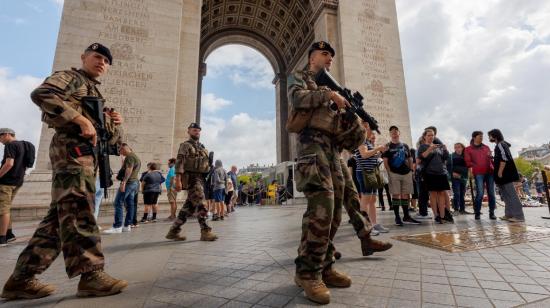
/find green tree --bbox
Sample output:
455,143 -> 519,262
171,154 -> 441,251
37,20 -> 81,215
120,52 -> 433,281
514,157 -> 544,178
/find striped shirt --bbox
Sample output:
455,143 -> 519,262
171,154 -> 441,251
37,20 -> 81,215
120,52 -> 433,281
354,140 -> 379,171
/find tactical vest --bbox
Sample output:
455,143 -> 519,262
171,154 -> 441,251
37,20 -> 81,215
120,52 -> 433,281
286,70 -> 339,136
182,140 -> 210,173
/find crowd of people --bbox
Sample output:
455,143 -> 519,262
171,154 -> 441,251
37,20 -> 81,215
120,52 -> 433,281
96,150 -> 242,234
348,123 -> 542,235
1,40 -> 550,305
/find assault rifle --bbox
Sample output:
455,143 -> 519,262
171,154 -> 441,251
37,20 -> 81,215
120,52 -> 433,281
314,68 -> 381,134
81,96 -> 120,198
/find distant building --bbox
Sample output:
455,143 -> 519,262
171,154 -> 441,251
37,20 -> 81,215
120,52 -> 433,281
238,163 -> 273,175
519,143 -> 550,165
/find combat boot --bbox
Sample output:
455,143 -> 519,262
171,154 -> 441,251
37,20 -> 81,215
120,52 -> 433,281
77,270 -> 128,297
322,267 -> 352,288
294,276 -> 330,305
165,227 -> 186,241
1,274 -> 56,300
360,237 -> 393,256
200,229 -> 218,241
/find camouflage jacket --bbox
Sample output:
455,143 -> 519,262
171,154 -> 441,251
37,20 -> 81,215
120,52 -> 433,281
31,68 -> 120,136
30,68 -> 123,173
175,139 -> 210,175
287,69 -> 341,136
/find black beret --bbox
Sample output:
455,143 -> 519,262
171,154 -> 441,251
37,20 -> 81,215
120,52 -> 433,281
308,41 -> 335,58
85,43 -> 113,65
188,123 -> 202,130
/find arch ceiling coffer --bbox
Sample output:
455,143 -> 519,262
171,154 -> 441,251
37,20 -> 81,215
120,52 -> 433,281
200,0 -> 322,71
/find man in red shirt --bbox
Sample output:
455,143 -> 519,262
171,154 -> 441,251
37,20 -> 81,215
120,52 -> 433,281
464,131 -> 496,220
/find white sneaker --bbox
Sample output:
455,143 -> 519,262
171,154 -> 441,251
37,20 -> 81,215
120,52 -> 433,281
103,227 -> 122,234
373,224 -> 389,233
415,213 -> 432,220
122,226 -> 132,232
371,229 -> 380,236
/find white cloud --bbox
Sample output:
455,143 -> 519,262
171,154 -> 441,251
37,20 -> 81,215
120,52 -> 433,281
0,15 -> 28,25
51,0 -> 64,7
396,0 -> 550,155
0,68 -> 42,160
200,112 -> 276,170
201,92 -> 232,113
205,45 -> 274,90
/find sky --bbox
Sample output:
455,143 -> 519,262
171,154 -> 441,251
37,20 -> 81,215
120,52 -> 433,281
0,0 -> 549,169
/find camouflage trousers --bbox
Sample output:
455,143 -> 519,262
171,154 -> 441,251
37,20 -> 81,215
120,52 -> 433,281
172,173 -> 211,232
340,158 -> 373,238
294,132 -> 343,278
14,166 -> 104,279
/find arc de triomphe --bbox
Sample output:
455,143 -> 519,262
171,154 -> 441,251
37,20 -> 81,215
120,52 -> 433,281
16,0 -> 411,208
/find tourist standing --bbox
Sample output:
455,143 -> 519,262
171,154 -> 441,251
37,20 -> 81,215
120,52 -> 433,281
225,178 -> 234,212
464,131 -> 496,220
104,143 -> 141,234
0,128 -> 29,247
165,158 -> 177,220
354,123 -> 388,234
377,164 -> 392,211
382,125 -> 421,226
418,129 -> 451,223
227,166 -> 238,212
488,129 -> 525,222
212,160 -> 227,220
448,143 -> 471,214
140,163 -> 165,223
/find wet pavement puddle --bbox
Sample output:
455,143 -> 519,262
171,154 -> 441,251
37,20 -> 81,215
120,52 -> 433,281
392,223 -> 550,252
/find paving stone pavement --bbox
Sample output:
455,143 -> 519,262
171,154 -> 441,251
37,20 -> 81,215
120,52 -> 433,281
2,203 -> 550,307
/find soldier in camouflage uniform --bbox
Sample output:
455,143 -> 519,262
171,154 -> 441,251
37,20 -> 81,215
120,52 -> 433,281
288,41 -> 392,305
1,43 -> 128,300
165,123 -> 217,242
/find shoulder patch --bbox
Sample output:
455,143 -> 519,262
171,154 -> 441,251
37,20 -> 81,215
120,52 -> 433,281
43,71 -> 76,90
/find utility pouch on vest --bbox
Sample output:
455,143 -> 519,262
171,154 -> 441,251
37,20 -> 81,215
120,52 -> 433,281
286,108 -> 313,133
183,143 -> 210,173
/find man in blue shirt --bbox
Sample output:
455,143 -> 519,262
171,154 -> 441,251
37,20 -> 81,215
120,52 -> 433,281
165,158 -> 177,220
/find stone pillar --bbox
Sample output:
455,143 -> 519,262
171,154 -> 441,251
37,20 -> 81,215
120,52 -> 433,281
172,0 -> 202,157
313,4 -> 344,83
195,62 -> 207,125
337,0 -> 412,146
274,72 -> 289,163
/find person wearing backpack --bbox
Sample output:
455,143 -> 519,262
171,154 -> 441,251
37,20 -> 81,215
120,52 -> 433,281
0,128 -> 32,247
382,125 -> 421,226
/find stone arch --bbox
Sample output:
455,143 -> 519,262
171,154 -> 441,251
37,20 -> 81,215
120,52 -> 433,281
196,0 -> 317,162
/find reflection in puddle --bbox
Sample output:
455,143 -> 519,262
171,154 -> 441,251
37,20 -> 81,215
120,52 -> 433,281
392,224 -> 550,252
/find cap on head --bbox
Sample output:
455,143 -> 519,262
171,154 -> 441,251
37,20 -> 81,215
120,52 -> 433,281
188,122 -> 201,130
389,125 -> 399,132
308,41 -> 335,58
85,43 -> 113,65
0,128 -> 15,135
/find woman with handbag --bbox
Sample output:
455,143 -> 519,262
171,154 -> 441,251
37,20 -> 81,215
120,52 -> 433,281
354,123 -> 389,235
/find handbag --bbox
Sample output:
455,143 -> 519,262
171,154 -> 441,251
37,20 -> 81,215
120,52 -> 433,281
362,166 -> 383,189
